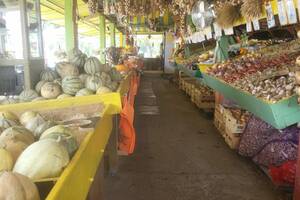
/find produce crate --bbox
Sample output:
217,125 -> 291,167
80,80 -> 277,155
202,73 -> 300,129
214,104 -> 226,136
224,109 -> 248,135
224,132 -> 240,150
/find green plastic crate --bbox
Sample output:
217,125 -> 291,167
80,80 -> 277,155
202,73 -> 300,129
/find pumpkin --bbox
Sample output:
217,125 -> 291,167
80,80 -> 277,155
84,57 -> 103,74
41,82 -> 62,99
0,126 -> 35,146
55,62 -> 79,78
96,86 -> 112,94
79,73 -> 89,83
34,121 -> 56,139
19,90 -> 39,102
40,132 -> 78,156
85,75 -> 103,91
0,139 -> 29,162
13,140 -> 70,180
40,68 -> 58,81
75,88 -> 94,96
0,171 -> 40,200
0,148 -> 13,171
62,76 -> 84,95
57,93 -> 72,99
35,80 -> 47,94
115,64 -> 128,72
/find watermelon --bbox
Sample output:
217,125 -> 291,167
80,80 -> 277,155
75,88 -> 94,96
85,75 -> 103,92
19,90 -> 39,102
40,68 -> 58,81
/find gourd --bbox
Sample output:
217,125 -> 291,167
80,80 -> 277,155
70,54 -> 87,72
1,96 -> 19,105
115,64 -> 128,72
40,125 -> 71,139
96,86 -> 112,94
34,121 -> 56,139
55,62 -> 79,78
107,81 -> 119,91
57,93 -> 72,99
40,68 -> 58,81
0,148 -> 13,171
32,97 -> 46,102
0,139 -> 29,162
100,72 -> 112,86
35,80 -> 47,94
20,111 -> 45,133
79,73 -> 89,83
40,132 -> 78,156
75,88 -> 94,96
13,140 -> 70,180
19,90 -> 39,102
62,76 -> 84,95
84,57 -> 103,74
0,111 -> 19,130
0,171 -> 40,200
0,126 -> 35,146
67,48 -> 83,60
85,75 -> 103,91
41,82 -> 62,99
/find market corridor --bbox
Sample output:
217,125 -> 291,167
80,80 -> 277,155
104,73 -> 282,200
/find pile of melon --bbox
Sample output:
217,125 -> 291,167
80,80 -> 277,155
0,110 -> 87,199
1,49 -> 123,105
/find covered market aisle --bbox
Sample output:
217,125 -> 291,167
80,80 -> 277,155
104,73 -> 283,200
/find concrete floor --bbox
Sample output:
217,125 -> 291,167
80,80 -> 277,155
104,73 -> 286,200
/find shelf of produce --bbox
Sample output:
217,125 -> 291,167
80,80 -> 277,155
202,73 -> 300,129
0,74 -> 134,199
197,63 -> 214,73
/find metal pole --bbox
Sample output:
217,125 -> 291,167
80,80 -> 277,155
99,15 -> 106,64
110,23 -> 116,47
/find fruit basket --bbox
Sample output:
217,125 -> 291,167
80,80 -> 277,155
203,73 -> 300,129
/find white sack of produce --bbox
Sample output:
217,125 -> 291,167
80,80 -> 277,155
0,171 -> 40,200
13,139 -> 70,180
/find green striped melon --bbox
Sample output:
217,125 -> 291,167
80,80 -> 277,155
62,76 -> 83,95
85,75 -> 103,92
67,48 -> 82,60
75,88 -> 94,96
107,81 -> 119,91
35,80 -> 47,94
1,97 -> 19,105
84,57 -> 103,74
41,82 -> 62,99
79,73 -> 89,83
70,54 -> 87,72
19,90 -> 39,102
55,62 -> 79,78
40,68 -> 58,81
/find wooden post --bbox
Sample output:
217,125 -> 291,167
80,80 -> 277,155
99,15 -> 106,64
110,23 -> 116,47
65,0 -> 78,52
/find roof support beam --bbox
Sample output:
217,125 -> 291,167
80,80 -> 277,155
110,23 -> 116,47
65,0 -> 78,51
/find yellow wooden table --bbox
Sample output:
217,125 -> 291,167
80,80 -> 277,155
0,73 -> 133,200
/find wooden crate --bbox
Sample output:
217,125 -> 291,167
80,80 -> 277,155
224,132 -> 240,149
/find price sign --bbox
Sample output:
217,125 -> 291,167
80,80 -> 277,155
277,0 -> 288,25
285,0 -> 297,24
265,2 -> 276,28
246,21 -> 252,32
213,23 -> 222,37
224,27 -> 234,35
252,19 -> 260,30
